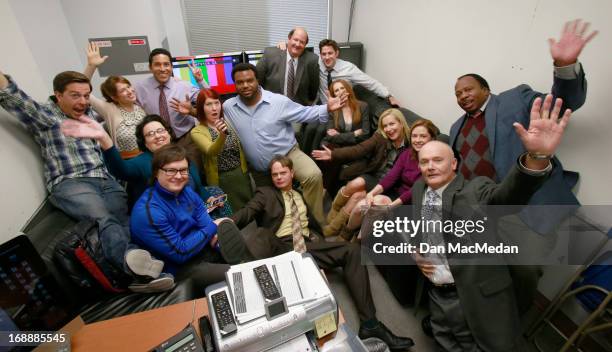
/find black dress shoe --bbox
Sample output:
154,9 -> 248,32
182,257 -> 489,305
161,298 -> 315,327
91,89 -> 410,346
421,314 -> 433,338
359,322 -> 415,351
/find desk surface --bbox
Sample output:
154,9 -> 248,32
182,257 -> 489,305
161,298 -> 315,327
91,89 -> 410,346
71,299 -> 208,352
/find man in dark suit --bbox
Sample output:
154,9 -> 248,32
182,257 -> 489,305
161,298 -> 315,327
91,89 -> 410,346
256,27 -> 320,106
231,155 -> 414,351
413,95 -> 572,351
448,19 -> 597,314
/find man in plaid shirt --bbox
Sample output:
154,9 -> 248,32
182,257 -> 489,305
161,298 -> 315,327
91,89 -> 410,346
0,69 -> 173,293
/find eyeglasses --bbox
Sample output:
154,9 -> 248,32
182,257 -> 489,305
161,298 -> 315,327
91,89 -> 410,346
144,128 -> 168,138
160,168 -> 189,176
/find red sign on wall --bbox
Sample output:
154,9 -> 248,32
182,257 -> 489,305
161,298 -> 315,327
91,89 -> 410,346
128,39 -> 146,46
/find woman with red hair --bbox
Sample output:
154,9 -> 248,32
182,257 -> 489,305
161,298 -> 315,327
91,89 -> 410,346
190,89 -> 252,210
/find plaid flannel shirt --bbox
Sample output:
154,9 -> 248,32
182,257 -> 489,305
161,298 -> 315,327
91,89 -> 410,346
0,75 -> 108,192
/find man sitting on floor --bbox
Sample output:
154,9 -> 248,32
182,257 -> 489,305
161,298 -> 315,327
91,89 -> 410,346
231,155 -> 414,351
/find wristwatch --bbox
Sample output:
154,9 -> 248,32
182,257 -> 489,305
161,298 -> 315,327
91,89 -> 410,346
527,152 -> 553,160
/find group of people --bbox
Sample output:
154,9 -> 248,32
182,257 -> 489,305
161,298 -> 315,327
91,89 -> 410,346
0,17 -> 597,352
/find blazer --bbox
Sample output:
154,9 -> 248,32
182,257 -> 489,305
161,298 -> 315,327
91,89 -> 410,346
322,100 -> 371,147
231,186 -> 322,258
449,68 -> 587,233
256,47 -> 320,106
411,162 -> 551,351
331,131 -> 402,181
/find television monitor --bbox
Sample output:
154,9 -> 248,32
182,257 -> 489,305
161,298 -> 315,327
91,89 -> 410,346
244,50 -> 264,66
172,52 -> 243,95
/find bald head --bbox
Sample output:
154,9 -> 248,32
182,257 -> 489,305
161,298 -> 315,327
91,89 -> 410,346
287,27 -> 308,58
418,141 -> 457,190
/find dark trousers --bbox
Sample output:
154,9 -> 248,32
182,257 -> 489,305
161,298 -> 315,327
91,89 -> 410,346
272,234 -> 376,322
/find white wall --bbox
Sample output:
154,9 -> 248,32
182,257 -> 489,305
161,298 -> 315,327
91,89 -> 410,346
60,0 -> 170,95
345,0 -> 612,206
0,0 -> 50,241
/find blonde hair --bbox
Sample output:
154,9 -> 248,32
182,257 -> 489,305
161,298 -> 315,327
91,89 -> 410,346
377,108 -> 410,144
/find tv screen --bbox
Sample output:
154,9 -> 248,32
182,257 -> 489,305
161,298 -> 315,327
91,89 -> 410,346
244,50 -> 263,66
172,52 -> 243,95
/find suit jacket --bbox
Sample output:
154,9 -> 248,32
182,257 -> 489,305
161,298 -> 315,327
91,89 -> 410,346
231,186 -> 322,258
256,47 -> 320,106
411,162 -> 551,351
449,68 -> 586,233
322,100 -> 371,146
331,132 -> 401,181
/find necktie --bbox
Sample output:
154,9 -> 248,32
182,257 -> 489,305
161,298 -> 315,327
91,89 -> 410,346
326,69 -> 333,89
287,58 -> 295,99
422,190 -> 441,221
158,84 -> 171,125
288,192 -> 307,253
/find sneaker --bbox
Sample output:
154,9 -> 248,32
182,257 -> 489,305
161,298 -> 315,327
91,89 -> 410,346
125,249 -> 164,279
359,322 -> 414,351
128,273 -> 175,293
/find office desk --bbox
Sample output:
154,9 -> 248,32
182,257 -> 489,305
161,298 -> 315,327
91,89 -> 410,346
71,299 -> 208,352
70,298 -> 344,351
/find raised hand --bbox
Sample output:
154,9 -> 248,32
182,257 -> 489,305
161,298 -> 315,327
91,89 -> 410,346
214,118 -> 229,134
326,92 -> 347,112
513,94 -> 571,158
86,42 -> 108,67
61,115 -> 113,149
311,145 -> 332,161
169,94 -> 193,116
188,59 -> 204,83
549,19 -> 598,67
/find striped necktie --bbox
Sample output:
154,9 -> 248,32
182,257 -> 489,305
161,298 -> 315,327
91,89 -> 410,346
287,58 -> 295,99
288,192 -> 307,253
158,84 -> 171,125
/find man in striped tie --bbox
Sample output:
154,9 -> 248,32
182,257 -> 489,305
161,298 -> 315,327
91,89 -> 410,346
232,155 -> 414,351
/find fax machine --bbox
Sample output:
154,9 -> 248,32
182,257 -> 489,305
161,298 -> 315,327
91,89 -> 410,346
205,252 -> 337,352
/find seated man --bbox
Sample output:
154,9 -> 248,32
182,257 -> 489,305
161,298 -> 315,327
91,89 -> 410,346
231,155 -> 414,351
130,144 -> 252,292
0,69 -> 171,292
413,95 -> 571,351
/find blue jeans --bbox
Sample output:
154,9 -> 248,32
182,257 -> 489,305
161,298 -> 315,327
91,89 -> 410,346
50,177 -> 134,274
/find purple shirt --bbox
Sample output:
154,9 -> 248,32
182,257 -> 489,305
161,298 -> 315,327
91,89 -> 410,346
378,149 -> 421,204
134,76 -> 200,138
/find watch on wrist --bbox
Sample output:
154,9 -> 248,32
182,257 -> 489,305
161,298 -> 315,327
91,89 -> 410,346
527,152 -> 553,160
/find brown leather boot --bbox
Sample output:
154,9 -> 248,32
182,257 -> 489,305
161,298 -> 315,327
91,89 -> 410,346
326,187 -> 350,223
323,209 -> 350,237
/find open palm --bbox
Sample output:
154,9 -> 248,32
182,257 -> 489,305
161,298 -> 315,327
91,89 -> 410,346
61,115 -> 106,140
513,95 -> 571,156
548,19 -> 598,67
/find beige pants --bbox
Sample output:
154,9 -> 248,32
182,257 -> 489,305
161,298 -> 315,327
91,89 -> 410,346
286,145 -> 326,226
